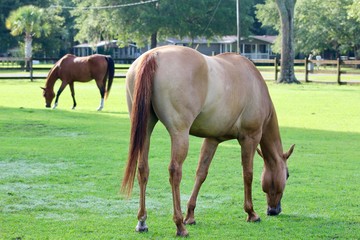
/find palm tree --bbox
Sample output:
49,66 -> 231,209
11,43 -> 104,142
6,5 -> 50,70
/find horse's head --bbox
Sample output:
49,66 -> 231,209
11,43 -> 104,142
41,87 -> 55,108
257,144 -> 295,216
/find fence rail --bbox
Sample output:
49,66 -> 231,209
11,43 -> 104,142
256,58 -> 360,84
0,57 -> 130,81
1,57 -> 360,84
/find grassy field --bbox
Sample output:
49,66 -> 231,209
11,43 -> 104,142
0,79 -> 359,239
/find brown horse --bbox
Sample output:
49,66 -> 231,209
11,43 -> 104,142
41,54 -> 114,111
122,45 -> 295,236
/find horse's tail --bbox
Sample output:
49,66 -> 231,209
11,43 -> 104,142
104,56 -> 114,99
121,52 -> 157,197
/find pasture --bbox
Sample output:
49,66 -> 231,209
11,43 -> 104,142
0,78 -> 359,239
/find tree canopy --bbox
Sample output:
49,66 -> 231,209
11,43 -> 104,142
71,0 -> 255,48
3,0 -> 360,59
256,0 -> 360,58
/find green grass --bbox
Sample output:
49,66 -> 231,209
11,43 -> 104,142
0,79 -> 359,239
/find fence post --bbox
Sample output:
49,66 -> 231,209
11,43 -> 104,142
337,58 -> 341,85
274,57 -> 278,82
30,58 -> 33,82
305,57 -> 309,82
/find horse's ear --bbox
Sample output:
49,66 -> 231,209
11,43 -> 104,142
256,147 -> 264,159
40,87 -> 45,90
284,144 -> 295,160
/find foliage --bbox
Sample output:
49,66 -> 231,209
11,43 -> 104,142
255,0 -> 281,52
295,0 -> 360,57
0,0 -> 49,54
71,0 -> 255,48
1,0 -> 75,57
0,79 -> 359,239
6,5 -> 49,39
256,0 -> 360,58
5,4 -> 66,58
38,0 -> 76,57
348,0 -> 360,20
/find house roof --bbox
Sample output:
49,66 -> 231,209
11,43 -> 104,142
73,40 -> 118,48
250,35 -> 277,44
73,35 -> 277,49
165,35 -> 277,45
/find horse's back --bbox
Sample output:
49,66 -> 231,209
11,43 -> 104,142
127,46 -> 209,129
127,46 -> 272,139
57,54 -> 108,81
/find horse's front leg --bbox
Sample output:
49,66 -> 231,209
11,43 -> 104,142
53,81 -> 68,109
169,132 -> 189,237
69,82 -> 77,110
185,138 -> 219,225
239,135 -> 261,222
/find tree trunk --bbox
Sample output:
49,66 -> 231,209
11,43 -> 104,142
24,33 -> 32,72
150,32 -> 157,49
275,0 -> 300,84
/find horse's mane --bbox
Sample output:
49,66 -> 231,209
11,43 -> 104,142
45,61 -> 61,88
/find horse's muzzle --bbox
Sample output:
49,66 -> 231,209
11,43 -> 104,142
267,202 -> 282,216
46,105 -> 51,108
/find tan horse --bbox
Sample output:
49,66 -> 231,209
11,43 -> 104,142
41,54 -> 114,111
122,45 -> 295,236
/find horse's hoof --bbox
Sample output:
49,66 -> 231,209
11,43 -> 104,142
136,227 -> 148,233
247,214 -> 261,222
176,229 -> 189,237
184,219 -> 196,225
135,221 -> 148,233
267,203 -> 282,216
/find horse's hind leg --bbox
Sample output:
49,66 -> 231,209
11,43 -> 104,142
185,138 -> 219,225
69,82 -> 77,110
169,130 -> 190,236
95,80 -> 105,111
136,112 -> 158,232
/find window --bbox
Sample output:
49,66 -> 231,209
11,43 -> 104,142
244,44 -> 256,53
259,44 -> 267,53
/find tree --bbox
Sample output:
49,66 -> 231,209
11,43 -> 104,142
255,0 -> 281,52
348,0 -> 360,20
295,0 -> 360,59
0,0 -> 49,55
274,0 -> 299,83
257,0 -> 360,60
1,1 -> 73,58
71,0 -> 255,49
40,0 -> 76,57
6,5 -> 52,67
